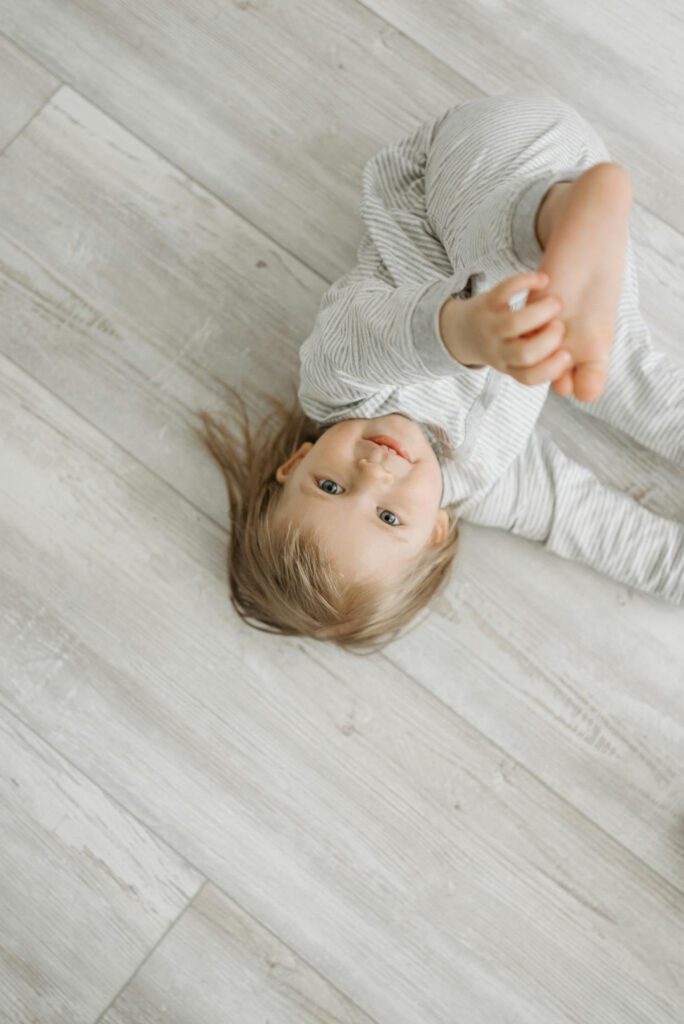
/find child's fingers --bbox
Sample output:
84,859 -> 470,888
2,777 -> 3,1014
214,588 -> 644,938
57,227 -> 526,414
506,346 -> 573,387
503,318 -> 567,368
490,271 -> 550,309
500,294 -> 562,338
503,325 -> 573,386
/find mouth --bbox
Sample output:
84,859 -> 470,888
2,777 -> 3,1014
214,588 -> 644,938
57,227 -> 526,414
366,435 -> 411,461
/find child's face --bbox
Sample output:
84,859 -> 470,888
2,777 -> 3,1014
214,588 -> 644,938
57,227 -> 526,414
272,414 -> 449,583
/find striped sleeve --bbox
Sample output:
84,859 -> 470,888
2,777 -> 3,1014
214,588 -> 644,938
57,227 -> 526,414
458,430 -> 684,604
297,272 -> 489,412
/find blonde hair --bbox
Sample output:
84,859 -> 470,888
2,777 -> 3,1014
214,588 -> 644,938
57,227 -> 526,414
196,384 -> 460,655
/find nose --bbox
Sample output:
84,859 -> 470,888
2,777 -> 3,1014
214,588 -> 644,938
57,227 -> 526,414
357,452 -> 394,480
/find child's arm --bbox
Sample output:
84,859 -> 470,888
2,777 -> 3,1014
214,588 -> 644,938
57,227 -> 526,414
299,263 -> 570,416
298,269 -> 487,408
457,429 -> 684,604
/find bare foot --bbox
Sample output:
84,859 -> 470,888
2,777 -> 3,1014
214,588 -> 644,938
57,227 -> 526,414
531,163 -> 634,402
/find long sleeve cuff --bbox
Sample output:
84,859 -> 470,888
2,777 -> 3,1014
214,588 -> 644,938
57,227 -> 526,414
510,166 -> 587,267
458,431 -> 684,605
410,166 -> 587,377
411,272 -> 490,378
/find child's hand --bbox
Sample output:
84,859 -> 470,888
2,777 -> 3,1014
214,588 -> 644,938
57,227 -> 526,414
440,271 -> 573,385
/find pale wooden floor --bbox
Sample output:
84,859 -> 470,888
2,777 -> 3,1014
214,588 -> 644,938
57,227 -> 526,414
1,2 -> 683,1021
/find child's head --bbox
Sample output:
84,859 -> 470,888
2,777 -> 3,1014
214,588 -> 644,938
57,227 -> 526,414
198,385 -> 460,654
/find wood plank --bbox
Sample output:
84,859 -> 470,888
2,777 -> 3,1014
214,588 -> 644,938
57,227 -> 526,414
0,706 -> 203,1024
2,353 -> 683,1022
0,1 -> 477,281
100,883 -> 376,1024
1,16 -> 683,1021
1,84 -> 682,528
3,0 -> 684,260
0,84 -> 325,527
0,32 -> 58,151
0,86 -> 682,898
360,0 -> 684,230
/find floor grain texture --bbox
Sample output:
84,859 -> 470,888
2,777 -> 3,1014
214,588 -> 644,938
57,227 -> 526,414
0,3 -> 682,1022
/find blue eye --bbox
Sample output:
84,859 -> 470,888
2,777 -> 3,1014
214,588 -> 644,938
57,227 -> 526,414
316,479 -> 401,526
318,478 -> 342,495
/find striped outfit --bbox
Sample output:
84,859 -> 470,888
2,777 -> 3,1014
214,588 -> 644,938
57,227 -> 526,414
297,91 -> 684,603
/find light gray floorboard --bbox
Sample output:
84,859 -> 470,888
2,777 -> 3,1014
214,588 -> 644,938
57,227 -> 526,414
0,705 -> 202,1024
0,0 -> 682,1021
0,33 -> 58,152
2,350 -> 682,1020
360,0 -> 684,231
0,0 -> 478,280
0,84 -> 323,523
99,883 -> 375,1024
0,33 -> 57,151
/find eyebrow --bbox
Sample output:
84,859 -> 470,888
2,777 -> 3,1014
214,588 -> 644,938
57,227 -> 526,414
300,481 -> 410,542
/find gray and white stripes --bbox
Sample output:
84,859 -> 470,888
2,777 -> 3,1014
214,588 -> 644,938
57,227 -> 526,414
297,91 -> 684,603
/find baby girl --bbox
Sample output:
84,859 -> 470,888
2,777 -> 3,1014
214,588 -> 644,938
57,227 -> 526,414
200,90 -> 684,653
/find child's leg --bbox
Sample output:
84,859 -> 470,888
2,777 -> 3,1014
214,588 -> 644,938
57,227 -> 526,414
424,89 -> 612,268
425,90 -> 630,400
561,236 -> 684,468
535,181 -> 575,251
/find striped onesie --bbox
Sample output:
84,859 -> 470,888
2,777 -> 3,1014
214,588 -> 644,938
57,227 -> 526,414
297,91 -> 684,603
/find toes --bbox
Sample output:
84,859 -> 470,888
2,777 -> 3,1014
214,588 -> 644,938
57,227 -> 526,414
551,370 -> 574,398
573,363 -> 608,402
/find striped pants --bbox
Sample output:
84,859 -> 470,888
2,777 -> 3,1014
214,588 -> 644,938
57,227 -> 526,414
425,91 -> 684,602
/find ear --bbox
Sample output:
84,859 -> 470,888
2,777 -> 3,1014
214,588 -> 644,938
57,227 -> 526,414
431,508 -> 450,546
275,442 -> 314,484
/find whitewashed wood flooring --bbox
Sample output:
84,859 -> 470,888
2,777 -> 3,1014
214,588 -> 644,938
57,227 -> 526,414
1,3 -> 683,1022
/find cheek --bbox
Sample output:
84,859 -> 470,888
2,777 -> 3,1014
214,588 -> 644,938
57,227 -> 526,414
407,468 -> 442,512
428,470 -> 445,508
420,465 -> 443,495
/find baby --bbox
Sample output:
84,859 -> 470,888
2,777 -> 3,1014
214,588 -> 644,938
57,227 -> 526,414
200,90 -> 684,652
